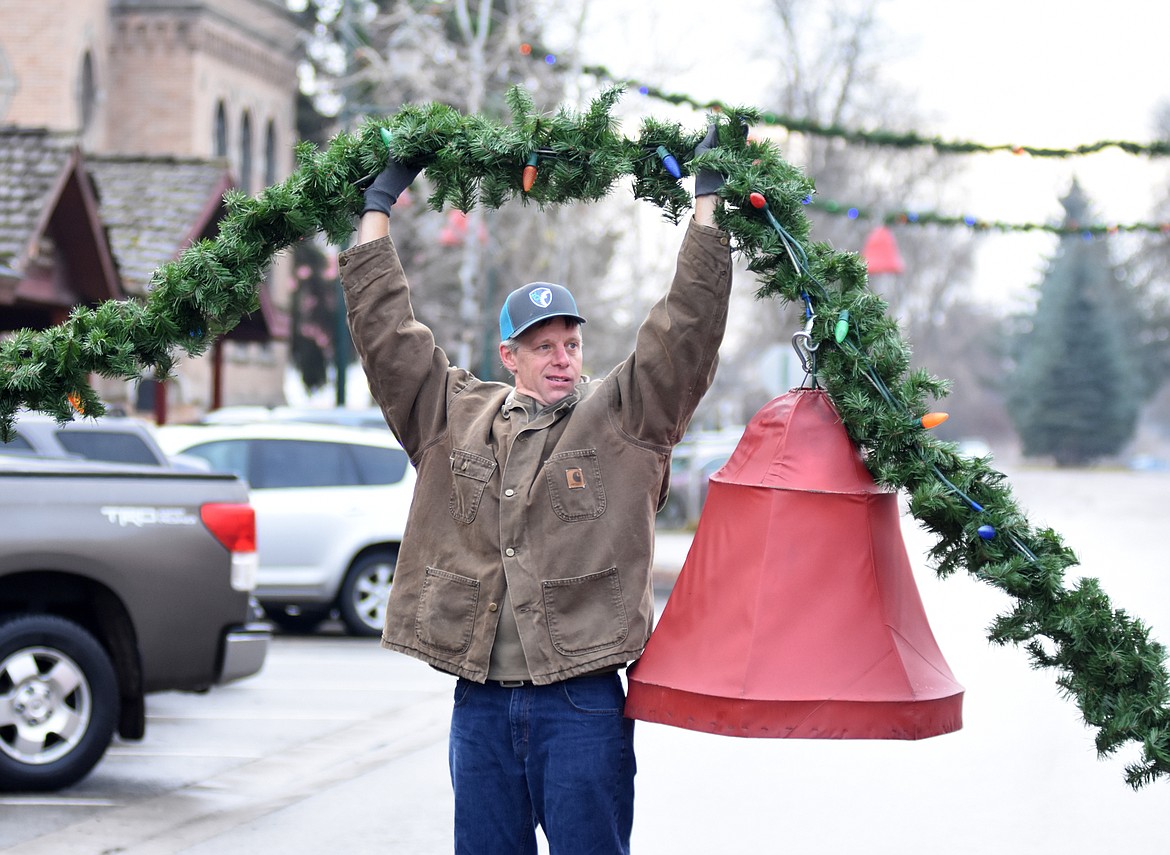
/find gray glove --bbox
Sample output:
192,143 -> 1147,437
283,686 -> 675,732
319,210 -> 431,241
693,122 -> 724,198
362,159 -> 421,215
693,119 -> 748,198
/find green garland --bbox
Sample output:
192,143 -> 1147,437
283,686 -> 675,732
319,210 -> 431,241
2,85 -> 1167,787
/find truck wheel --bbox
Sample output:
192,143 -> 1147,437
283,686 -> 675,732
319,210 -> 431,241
338,548 -> 397,637
0,614 -> 118,792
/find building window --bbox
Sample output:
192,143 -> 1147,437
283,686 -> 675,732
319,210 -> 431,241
264,119 -> 277,186
213,100 -> 227,158
239,110 -> 253,194
78,51 -> 97,133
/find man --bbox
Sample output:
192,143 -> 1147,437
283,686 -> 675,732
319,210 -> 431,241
337,126 -> 733,854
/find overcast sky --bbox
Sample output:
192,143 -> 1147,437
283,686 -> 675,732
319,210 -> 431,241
569,0 -> 1170,306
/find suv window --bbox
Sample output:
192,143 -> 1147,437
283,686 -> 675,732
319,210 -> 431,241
1,434 -> 34,452
252,440 -> 358,488
184,439 -> 409,489
185,439 -> 250,481
350,443 -> 408,485
56,431 -> 158,465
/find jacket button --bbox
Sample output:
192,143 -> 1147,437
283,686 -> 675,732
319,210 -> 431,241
504,488 -> 515,497
505,547 -> 516,557
488,602 -> 498,612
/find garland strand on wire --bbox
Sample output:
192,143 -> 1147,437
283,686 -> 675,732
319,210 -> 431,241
524,51 -> 1170,235
809,197 -> 1170,236
1,85 -> 1168,788
560,56 -> 1170,159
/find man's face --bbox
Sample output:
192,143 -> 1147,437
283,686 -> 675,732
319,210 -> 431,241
499,317 -> 583,406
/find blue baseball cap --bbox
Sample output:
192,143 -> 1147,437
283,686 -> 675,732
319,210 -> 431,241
499,282 -> 587,341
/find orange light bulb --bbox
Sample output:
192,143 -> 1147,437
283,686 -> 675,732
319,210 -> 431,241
522,152 -> 539,192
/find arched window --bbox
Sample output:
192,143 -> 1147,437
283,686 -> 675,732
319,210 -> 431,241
264,119 -> 277,186
213,100 -> 228,158
239,110 -> 253,194
78,51 -> 97,133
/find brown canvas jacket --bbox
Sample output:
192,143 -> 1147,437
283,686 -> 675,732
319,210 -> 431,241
338,218 -> 733,684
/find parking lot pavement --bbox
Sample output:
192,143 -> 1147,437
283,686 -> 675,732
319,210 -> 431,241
4,468 -> 1168,853
0,636 -> 457,854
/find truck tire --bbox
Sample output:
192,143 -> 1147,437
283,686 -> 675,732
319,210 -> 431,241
0,614 -> 118,792
338,548 -> 397,637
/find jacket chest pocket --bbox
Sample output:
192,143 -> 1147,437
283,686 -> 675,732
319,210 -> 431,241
544,449 -> 606,522
449,450 -> 496,524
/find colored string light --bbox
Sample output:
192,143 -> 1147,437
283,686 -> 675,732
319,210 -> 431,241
834,310 -> 850,343
748,191 -> 813,278
522,152 -> 539,192
656,146 -> 681,179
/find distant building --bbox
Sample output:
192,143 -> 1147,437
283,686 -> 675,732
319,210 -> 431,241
0,0 -> 302,421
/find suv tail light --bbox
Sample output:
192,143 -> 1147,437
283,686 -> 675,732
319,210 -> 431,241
201,503 -> 259,592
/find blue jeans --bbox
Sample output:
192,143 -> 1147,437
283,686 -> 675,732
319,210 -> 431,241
449,672 -> 636,855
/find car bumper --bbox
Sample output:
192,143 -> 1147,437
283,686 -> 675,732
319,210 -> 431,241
217,622 -> 271,684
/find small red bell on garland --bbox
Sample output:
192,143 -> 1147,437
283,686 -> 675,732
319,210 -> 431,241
626,388 -> 963,740
861,225 -> 905,275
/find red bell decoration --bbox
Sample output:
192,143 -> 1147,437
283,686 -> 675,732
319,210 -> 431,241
861,225 -> 905,275
626,388 -> 963,740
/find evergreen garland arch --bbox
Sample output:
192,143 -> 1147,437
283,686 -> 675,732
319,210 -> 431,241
1,86 -> 1167,787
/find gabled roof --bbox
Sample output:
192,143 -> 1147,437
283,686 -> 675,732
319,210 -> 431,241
0,127 -> 123,318
86,154 -> 235,294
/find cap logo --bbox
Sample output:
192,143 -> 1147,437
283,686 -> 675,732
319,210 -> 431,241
529,287 -> 553,309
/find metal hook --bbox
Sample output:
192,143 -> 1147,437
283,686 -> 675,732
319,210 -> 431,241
791,313 -> 819,374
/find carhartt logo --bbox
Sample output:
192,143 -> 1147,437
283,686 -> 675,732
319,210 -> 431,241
529,287 -> 553,308
566,467 -> 585,489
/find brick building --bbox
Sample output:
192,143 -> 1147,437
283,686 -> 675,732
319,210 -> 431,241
0,0 -> 302,421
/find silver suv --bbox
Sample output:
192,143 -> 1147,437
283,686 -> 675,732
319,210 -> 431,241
157,421 -> 416,637
1,412 -> 209,471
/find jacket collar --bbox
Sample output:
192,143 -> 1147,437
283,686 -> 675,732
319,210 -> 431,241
501,388 -> 580,423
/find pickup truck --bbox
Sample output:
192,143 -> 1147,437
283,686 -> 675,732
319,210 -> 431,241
0,455 -> 270,791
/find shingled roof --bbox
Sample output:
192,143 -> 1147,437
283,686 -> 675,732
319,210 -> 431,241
87,154 -> 234,294
0,127 -> 83,271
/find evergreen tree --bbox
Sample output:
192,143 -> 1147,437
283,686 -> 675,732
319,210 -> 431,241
1009,180 -> 1142,466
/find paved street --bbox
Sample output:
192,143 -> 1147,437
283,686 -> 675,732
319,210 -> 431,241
2,466 -> 1168,853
